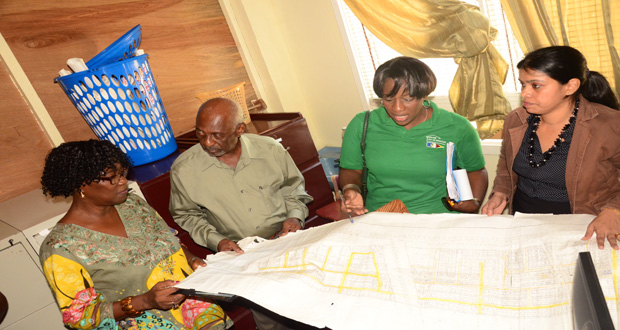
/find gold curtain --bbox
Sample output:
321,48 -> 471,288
343,0 -> 511,139
500,0 -> 620,98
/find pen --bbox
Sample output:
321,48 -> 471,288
342,198 -> 354,223
346,210 -> 355,224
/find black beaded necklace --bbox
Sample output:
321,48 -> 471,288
527,98 -> 579,168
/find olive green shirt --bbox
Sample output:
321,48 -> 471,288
169,134 -> 312,251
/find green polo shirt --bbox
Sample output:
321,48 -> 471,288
340,102 -> 485,213
169,134 -> 312,251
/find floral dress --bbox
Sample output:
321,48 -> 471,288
39,194 -> 233,330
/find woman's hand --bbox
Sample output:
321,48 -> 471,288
338,169 -> 367,216
181,243 -> 207,270
142,280 -> 186,311
448,198 -> 481,213
481,192 -> 509,216
341,188 -> 368,216
189,256 -> 206,270
582,208 -> 620,250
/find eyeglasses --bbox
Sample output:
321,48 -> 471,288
97,168 -> 129,185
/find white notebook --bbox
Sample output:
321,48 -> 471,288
446,142 -> 473,202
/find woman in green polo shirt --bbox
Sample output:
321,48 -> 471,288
339,56 -> 488,215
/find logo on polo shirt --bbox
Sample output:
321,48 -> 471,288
426,135 -> 446,148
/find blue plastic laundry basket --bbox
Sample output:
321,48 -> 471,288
55,54 -> 177,166
87,24 -> 142,68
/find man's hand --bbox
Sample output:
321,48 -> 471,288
276,218 -> 302,238
217,239 -> 244,254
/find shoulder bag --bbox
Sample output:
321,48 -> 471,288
360,110 -> 370,201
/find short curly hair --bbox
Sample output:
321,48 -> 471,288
41,139 -> 131,197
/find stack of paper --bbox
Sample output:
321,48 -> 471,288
446,141 -> 473,202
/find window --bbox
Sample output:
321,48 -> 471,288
336,0 -> 523,109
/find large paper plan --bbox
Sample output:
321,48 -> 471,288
176,213 -> 619,330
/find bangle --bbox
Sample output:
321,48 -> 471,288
472,198 -> 481,206
120,296 -> 143,317
602,207 -> 620,216
342,184 -> 361,194
189,256 -> 200,265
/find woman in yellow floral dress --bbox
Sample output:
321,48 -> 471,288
39,139 -> 233,330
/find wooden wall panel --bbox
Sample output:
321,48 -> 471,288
0,0 -> 256,201
0,58 -> 53,202
0,0 -> 256,141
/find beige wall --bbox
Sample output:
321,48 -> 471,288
481,142 -> 501,204
220,0 -> 366,149
221,0 -> 504,204
0,0 -> 256,202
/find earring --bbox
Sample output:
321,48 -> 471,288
79,189 -> 85,199
423,99 -> 431,108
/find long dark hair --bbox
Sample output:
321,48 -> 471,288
517,46 -> 619,110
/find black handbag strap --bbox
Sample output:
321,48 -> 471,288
360,110 -> 370,201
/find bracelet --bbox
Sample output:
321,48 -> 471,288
189,256 -> 200,265
120,296 -> 143,317
472,198 -> 481,206
602,207 -> 620,216
342,184 -> 361,194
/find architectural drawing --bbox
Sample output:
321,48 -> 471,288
178,213 -> 619,330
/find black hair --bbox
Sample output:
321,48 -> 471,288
373,56 -> 437,99
517,46 -> 619,110
41,139 -> 131,197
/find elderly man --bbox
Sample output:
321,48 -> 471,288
169,97 -> 313,254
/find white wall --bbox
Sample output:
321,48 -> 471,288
481,141 -> 501,203
220,0 -> 365,149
